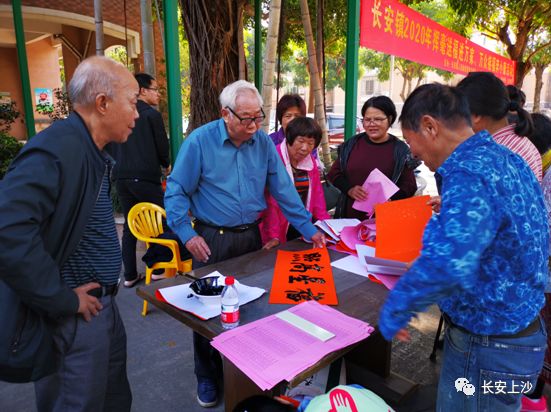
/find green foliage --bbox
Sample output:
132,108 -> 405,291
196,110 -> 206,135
106,46 -> 134,72
178,17 -> 191,119
59,58 -> 66,86
0,101 -> 20,132
359,49 -> 390,82
416,0 -> 469,36
531,31 -> 551,68
36,102 -> 54,115
277,43 -> 309,89
246,0 -> 350,92
0,131 -> 23,179
444,0 -> 551,84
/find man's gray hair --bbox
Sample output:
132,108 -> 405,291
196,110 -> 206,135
68,56 -> 125,106
219,80 -> 263,110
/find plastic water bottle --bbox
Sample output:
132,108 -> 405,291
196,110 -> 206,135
220,276 -> 240,329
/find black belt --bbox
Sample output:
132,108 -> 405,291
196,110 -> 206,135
443,313 -> 540,339
195,219 -> 261,234
87,282 -> 120,299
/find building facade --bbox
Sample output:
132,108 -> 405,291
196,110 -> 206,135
0,0 -> 166,140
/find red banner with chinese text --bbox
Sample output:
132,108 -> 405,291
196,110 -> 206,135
269,248 -> 338,305
360,0 -> 515,84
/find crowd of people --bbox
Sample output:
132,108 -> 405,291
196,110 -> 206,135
1,55 -> 551,412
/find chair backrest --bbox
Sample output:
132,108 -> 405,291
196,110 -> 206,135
127,202 -> 166,242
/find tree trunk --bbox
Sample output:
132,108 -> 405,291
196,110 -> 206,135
515,60 -> 531,88
533,64 -> 545,112
299,0 -> 330,167
237,1 -> 247,80
180,0 -> 245,131
406,78 -> 413,98
261,0 -> 282,133
308,75 -> 315,112
400,77 -> 407,102
316,0 -> 325,113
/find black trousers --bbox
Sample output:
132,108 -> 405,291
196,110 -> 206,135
116,179 -> 164,281
192,223 -> 262,381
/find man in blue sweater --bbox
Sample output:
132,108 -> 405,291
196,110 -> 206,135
379,83 -> 547,411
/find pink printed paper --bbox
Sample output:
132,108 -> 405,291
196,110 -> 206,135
340,219 -> 376,251
211,301 -> 374,391
352,168 -> 399,215
369,274 -> 400,290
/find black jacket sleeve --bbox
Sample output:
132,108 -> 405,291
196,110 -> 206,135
0,149 -> 79,318
148,110 -> 170,168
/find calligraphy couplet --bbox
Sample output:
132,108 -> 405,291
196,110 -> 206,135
360,0 -> 516,84
269,248 -> 338,305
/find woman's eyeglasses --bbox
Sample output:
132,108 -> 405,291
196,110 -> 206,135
226,107 -> 266,126
362,117 -> 388,125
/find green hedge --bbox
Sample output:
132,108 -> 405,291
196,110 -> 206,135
0,132 -> 23,179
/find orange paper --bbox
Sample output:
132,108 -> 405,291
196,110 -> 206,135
335,240 -> 357,255
269,248 -> 338,305
375,195 -> 432,262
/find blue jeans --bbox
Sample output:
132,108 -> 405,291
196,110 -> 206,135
437,316 -> 546,411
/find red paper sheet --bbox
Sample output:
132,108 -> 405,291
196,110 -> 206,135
269,248 -> 338,305
375,195 -> 432,262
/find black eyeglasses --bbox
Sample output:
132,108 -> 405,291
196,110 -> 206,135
145,87 -> 159,93
226,107 -> 266,126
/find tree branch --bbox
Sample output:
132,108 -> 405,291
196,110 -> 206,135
526,39 -> 551,63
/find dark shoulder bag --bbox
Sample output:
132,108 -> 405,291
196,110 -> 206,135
322,172 -> 341,212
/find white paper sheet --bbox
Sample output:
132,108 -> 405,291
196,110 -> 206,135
356,245 -> 402,289
158,271 -> 265,320
314,220 -> 340,242
331,255 -> 369,277
324,219 -> 361,235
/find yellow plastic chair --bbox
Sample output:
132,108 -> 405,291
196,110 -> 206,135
127,202 -> 192,316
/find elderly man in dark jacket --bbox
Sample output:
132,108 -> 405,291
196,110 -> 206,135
0,56 -> 138,411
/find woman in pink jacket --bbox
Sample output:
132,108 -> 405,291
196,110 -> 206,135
261,117 -> 330,249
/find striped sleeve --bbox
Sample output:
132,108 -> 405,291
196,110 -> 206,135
493,126 -> 542,182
